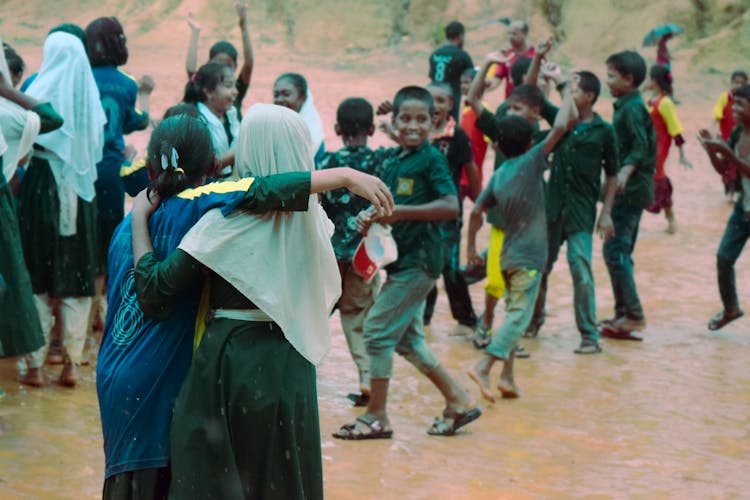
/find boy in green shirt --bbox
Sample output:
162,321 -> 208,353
334,86 -> 480,440
600,50 -> 657,340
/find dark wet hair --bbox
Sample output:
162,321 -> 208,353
337,97 -> 374,137
85,17 -> 128,66
147,115 -> 215,199
3,43 -> 25,79
275,73 -> 308,99
183,62 -> 230,104
606,50 -> 647,87
426,80 -> 455,102
510,56 -> 532,86
731,70 -> 748,82
49,23 -> 87,50
496,115 -> 534,158
164,103 -> 201,119
209,41 -> 238,66
734,84 -> 750,101
445,21 -> 465,40
576,70 -> 601,103
649,64 -> 673,96
462,67 -> 477,79
508,84 -> 545,111
392,85 -> 435,117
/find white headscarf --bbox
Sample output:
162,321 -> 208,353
26,32 -> 106,234
0,36 -> 41,182
299,90 -> 324,155
179,104 -> 340,365
197,101 -> 239,156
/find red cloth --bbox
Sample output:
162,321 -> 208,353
493,46 -> 536,97
719,92 -> 736,141
458,105 -> 488,197
649,95 -> 671,180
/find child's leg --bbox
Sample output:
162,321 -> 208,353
58,296 -> 92,387
566,231 -> 599,346
21,293 -> 55,387
603,202 -> 645,324
526,223 -> 561,337
482,226 -> 505,329
441,222 -> 477,328
715,204 -> 750,317
338,266 -> 378,394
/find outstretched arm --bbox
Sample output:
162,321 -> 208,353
235,2 -> 254,87
310,168 -> 394,217
185,12 -> 202,77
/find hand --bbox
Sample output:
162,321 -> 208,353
596,212 -> 615,241
186,12 -> 202,32
540,61 -> 561,80
535,37 -> 553,57
467,248 -> 485,267
355,209 -> 375,235
376,100 -> 393,116
378,120 -> 399,142
616,170 -> 629,194
484,51 -> 508,65
680,157 -> 693,170
122,144 -> 137,162
346,171 -> 394,218
234,2 -> 248,27
138,75 -> 155,94
132,188 -> 161,218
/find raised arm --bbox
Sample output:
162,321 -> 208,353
523,38 -> 552,88
235,2 -> 254,87
185,12 -> 202,77
467,57 -> 499,116
542,81 -> 578,156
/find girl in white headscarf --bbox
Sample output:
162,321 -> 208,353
0,39 -> 63,366
273,72 -> 326,166
17,31 -> 106,388
130,104 -> 392,499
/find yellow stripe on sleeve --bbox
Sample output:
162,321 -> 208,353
713,92 -> 729,121
658,97 -> 684,138
120,157 -> 147,177
177,177 -> 255,200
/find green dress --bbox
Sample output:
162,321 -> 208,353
0,102 -> 63,356
135,251 -> 323,500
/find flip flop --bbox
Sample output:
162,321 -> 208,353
332,414 -> 393,440
599,325 -> 643,341
346,393 -> 370,407
427,407 -> 482,436
707,309 -> 744,331
574,342 -> 603,355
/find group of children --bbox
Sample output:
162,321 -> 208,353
1,10 -> 749,498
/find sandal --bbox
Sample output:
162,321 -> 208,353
707,309 -> 744,331
346,392 -> 370,407
333,414 -> 393,440
427,407 -> 482,436
574,341 -> 602,355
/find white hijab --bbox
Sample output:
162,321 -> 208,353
26,32 -> 106,234
179,104 -> 340,365
0,36 -> 40,182
299,90 -> 324,155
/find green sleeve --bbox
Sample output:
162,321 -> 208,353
602,125 -> 620,177
32,102 -> 64,134
540,100 -> 559,127
621,105 -> 650,169
134,250 -> 203,320
476,108 -> 500,143
240,171 -> 311,213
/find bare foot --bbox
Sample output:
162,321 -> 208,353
58,363 -> 78,388
468,365 -> 496,403
19,367 -> 45,388
497,377 -> 520,399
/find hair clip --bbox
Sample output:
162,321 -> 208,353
160,153 -> 168,170
170,147 -> 179,168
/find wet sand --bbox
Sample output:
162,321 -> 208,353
2,11 -> 750,497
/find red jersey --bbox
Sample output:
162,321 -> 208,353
648,94 -> 684,179
493,46 -> 536,97
713,91 -> 736,141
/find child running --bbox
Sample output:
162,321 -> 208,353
334,86 -> 481,440
699,84 -> 750,331
599,50 -> 657,340
467,81 -> 578,401
645,64 -> 692,234
319,97 -> 389,405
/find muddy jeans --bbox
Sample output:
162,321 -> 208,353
486,269 -> 542,360
602,202 -> 645,321
717,202 -> 750,312
365,267 -> 440,379
337,262 -> 379,388
530,228 -> 599,342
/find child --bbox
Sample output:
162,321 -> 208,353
599,50 -> 657,340
699,84 -> 750,331
185,2 -> 253,114
428,21 -> 474,122
423,81 -> 480,333
319,97 -> 389,405
273,72 -> 326,165
486,19 -> 535,97
459,67 -> 489,200
645,64 -> 692,234
334,86 -> 480,440
183,62 -> 239,178
2,43 -> 24,88
712,70 -> 749,197
467,83 -> 578,401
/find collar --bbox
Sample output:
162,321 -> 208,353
398,141 -> 430,159
613,90 -> 642,110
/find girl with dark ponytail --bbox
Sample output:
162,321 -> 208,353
645,64 -> 692,234
183,62 -> 239,178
